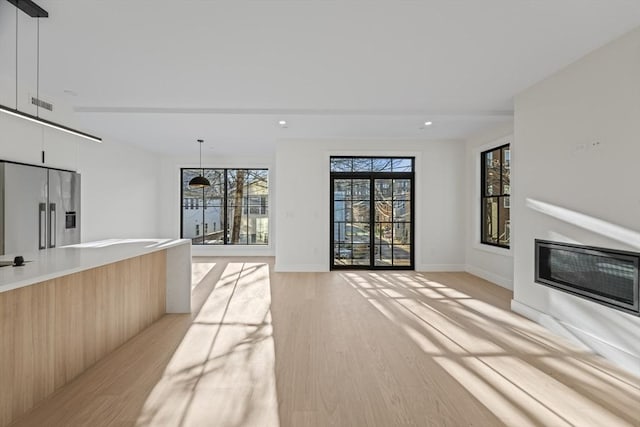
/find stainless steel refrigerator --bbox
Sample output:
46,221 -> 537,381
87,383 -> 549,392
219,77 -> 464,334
0,162 -> 81,255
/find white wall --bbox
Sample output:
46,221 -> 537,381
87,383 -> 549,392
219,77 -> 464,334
76,140 -> 162,242
156,153 -> 276,256
275,139 -> 465,272
0,111 -> 163,242
464,125 -> 514,289
513,27 -> 640,375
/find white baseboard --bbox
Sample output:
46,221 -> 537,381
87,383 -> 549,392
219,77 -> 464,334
274,264 -> 328,272
511,299 -> 640,377
274,263 -> 465,273
465,264 -> 513,290
416,264 -> 465,272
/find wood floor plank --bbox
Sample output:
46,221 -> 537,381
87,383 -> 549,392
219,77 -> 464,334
9,258 -> 640,427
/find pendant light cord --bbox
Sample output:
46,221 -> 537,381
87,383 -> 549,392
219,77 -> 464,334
36,17 -> 40,118
15,6 -> 18,109
14,14 -> 42,116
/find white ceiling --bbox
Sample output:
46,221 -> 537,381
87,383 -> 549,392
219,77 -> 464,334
2,0 -> 640,156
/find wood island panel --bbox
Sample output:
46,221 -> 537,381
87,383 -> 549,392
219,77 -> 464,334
0,251 -> 166,427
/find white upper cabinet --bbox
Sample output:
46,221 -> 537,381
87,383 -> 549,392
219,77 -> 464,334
0,113 -> 79,171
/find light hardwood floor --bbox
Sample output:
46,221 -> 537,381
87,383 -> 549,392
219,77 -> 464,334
10,257 -> 640,426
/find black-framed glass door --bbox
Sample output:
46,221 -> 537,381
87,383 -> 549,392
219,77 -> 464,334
330,157 -> 414,270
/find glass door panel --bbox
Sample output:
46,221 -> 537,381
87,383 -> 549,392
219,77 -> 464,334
332,179 -> 371,266
373,178 -> 413,267
351,221 -> 371,266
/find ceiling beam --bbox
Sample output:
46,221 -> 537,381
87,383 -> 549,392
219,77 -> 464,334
73,106 -> 514,118
6,0 -> 48,18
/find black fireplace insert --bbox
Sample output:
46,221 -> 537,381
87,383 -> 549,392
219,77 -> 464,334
535,240 -> 640,316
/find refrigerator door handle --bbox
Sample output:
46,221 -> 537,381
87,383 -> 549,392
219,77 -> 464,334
49,203 -> 56,248
39,203 -> 47,250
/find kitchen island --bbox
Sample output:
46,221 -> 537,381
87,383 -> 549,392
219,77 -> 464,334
0,238 -> 191,427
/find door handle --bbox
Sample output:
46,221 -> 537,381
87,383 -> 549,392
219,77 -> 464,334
39,203 -> 46,250
49,203 -> 56,248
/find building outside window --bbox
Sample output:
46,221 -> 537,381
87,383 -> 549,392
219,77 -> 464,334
181,168 -> 269,245
481,144 -> 510,248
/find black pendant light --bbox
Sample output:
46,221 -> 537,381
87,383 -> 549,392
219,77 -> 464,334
189,139 -> 210,188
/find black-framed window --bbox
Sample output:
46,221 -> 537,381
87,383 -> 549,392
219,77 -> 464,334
481,144 -> 510,248
181,168 -> 269,245
330,156 -> 415,270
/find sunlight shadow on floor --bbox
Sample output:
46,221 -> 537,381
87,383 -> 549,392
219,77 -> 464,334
136,261 -> 280,427
340,271 -> 640,427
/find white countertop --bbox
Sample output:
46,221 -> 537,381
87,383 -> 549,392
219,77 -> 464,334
0,238 -> 191,293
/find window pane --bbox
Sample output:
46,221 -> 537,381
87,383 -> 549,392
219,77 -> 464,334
375,179 -> 393,200
484,149 -> 501,196
334,200 -> 349,223
227,169 -> 247,206
226,206 -> 248,244
393,223 -> 411,244
331,158 -> 353,172
499,198 -> 510,246
372,158 -> 392,172
203,206 -> 224,244
393,200 -> 411,222
335,257 -> 353,266
334,222 -> 348,243
247,169 -> 268,196
393,179 -> 411,200
352,179 -> 370,199
350,222 -> 370,244
248,213 -> 269,244
182,169 -> 205,203
204,169 -> 224,206
352,158 -> 372,172
332,157 -> 414,173
352,200 -> 370,222
392,158 -> 412,172
502,149 -> 510,194
393,245 -> 411,266
375,200 -> 392,222
374,246 -> 392,267
482,197 -> 499,244
333,200 -> 348,226
351,244 -> 370,263
334,244 -> 351,263
375,222 -> 392,243
334,179 -> 351,199
182,207 -> 204,243
502,147 -> 511,169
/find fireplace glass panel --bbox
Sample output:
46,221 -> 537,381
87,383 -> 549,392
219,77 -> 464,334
535,240 -> 639,315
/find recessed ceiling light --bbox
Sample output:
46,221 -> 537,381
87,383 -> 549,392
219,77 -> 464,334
278,120 -> 287,127
424,121 -> 433,126
63,89 -> 78,96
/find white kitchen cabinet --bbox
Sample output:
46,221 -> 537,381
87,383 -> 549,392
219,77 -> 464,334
0,112 -> 79,171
